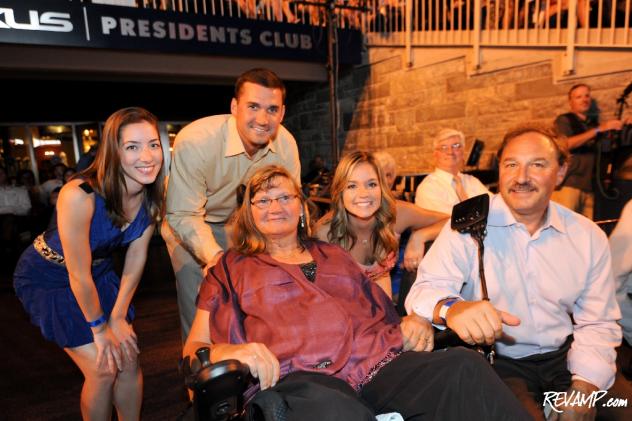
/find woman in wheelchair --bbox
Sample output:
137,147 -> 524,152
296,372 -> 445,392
183,165 -> 529,420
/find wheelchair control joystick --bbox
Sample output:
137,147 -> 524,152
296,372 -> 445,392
179,347 -> 251,421
196,347 -> 211,368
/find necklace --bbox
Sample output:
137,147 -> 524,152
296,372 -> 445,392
358,236 -> 371,246
353,227 -> 372,247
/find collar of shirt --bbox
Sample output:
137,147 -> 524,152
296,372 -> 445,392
224,115 -> 277,159
487,194 -> 566,235
434,168 -> 462,184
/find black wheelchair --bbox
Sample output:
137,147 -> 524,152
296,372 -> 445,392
180,347 -> 250,421
179,195 -> 496,421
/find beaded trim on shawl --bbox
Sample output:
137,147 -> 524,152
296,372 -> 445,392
355,350 -> 402,391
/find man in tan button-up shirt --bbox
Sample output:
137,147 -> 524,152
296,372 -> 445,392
162,68 -> 300,339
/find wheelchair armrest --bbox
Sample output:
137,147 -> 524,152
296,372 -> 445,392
192,359 -> 250,421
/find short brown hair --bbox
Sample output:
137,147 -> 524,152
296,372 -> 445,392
497,125 -> 570,167
231,165 -> 311,255
234,68 -> 286,102
568,83 -> 590,98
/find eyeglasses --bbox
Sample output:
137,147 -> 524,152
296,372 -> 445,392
435,143 -> 463,153
251,194 -> 298,209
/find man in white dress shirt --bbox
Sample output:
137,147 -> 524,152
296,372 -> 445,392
415,128 -> 489,214
610,200 -> 632,378
407,126 -> 631,420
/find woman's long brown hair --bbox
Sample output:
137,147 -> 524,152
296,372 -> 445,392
79,107 -> 166,227
327,151 -> 398,263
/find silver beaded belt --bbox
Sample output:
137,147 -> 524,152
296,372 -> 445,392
33,233 -> 105,267
33,234 -> 65,265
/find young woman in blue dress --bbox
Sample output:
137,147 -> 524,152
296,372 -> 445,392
14,107 -> 167,420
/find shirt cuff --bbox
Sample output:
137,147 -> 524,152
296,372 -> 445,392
568,353 -> 615,390
571,374 -> 592,384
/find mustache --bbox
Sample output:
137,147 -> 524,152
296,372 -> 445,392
509,182 -> 537,192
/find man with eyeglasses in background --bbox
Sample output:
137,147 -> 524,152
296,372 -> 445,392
414,128 -> 490,214
162,68 -> 300,341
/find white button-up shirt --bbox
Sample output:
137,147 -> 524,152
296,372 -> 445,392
414,168 -> 490,214
610,200 -> 632,345
406,194 -> 621,390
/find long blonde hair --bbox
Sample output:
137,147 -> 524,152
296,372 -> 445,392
327,151 -> 398,263
232,165 -> 312,255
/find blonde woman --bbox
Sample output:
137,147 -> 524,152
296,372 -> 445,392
315,151 -> 448,298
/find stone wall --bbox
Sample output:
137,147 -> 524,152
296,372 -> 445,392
284,48 -> 632,176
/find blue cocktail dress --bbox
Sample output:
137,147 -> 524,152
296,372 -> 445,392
13,182 -> 152,348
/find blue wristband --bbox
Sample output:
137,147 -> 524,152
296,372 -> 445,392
439,298 -> 460,323
87,314 -> 107,328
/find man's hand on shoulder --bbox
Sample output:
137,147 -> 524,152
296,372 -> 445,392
203,251 -> 224,275
446,300 -> 521,346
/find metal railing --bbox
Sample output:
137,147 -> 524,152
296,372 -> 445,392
365,0 -> 631,47
79,0 -> 359,27
79,1 -> 631,46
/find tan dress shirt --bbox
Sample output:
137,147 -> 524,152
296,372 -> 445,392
165,114 -> 301,264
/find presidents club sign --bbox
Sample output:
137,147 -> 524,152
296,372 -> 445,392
0,0 -> 361,63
